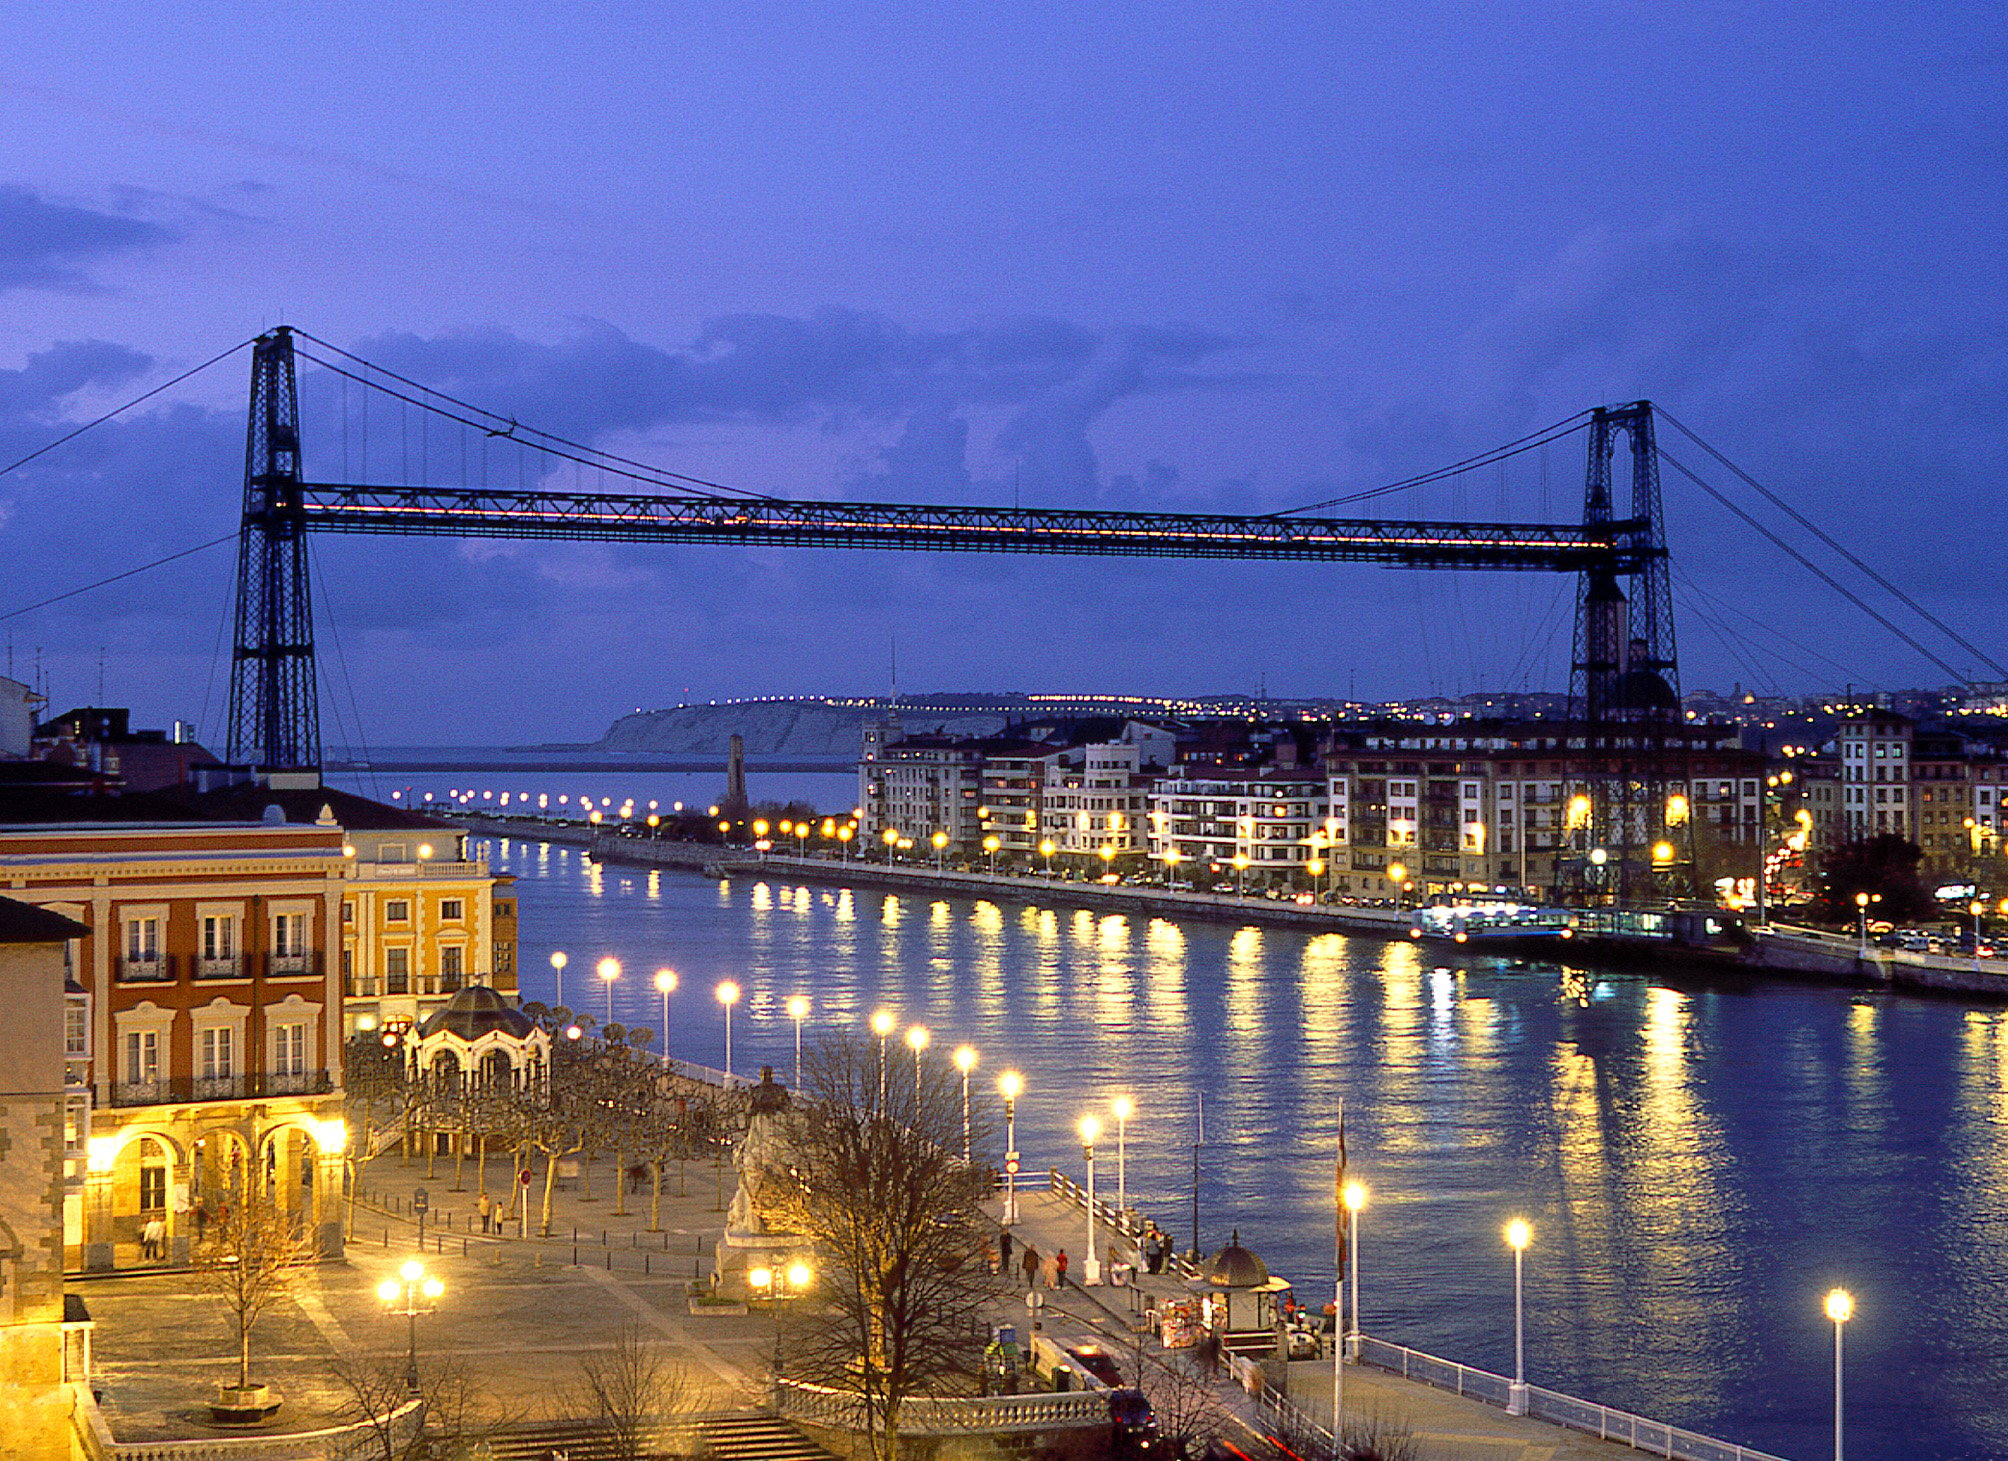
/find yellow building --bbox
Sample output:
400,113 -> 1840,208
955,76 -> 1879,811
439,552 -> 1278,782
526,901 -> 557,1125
196,789 -> 516,1038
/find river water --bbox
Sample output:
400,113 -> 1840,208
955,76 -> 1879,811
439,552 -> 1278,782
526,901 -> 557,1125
478,834 -> 2003,1460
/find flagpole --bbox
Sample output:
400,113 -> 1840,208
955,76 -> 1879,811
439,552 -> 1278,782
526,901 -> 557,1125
1333,1098 -> 1346,1458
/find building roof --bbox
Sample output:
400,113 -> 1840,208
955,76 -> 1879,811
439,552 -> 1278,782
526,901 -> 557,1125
0,894 -> 88,944
416,984 -> 537,1041
1201,1231 -> 1270,1288
164,784 -> 455,832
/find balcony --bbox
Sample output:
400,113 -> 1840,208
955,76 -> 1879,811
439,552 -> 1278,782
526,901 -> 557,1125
194,957 -> 244,981
115,955 -> 175,984
105,1071 -> 332,1107
265,952 -> 323,979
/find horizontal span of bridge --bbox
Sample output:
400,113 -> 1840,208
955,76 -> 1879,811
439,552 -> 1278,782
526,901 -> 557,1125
292,484 -> 1651,570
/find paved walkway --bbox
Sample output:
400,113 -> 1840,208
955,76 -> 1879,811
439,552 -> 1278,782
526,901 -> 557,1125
77,1151 -> 768,1445
993,1185 -> 1654,1461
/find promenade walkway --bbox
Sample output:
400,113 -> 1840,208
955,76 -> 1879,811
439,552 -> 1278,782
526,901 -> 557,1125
993,1185 -> 1671,1461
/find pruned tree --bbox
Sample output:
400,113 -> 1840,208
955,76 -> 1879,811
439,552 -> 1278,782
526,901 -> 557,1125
562,1318 -> 703,1460
763,1030 -> 996,1461
1816,833 -> 1938,923
343,1033 -> 422,1230
1137,1354 -> 1230,1461
326,1347 -> 499,1460
192,1178 -> 316,1394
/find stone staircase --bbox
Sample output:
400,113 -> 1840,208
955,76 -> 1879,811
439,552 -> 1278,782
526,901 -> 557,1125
481,1412 -> 835,1461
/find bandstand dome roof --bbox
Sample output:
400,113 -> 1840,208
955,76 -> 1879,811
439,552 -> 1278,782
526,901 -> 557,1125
1203,1231 -> 1269,1289
416,984 -> 535,1042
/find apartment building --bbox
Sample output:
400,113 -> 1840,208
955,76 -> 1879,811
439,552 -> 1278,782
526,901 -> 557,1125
857,725 -> 994,850
1836,710 -> 1915,841
0,794 -> 350,1271
1146,768 -> 1329,880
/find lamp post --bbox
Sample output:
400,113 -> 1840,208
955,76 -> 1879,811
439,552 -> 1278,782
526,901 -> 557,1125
715,981 -> 741,1084
787,995 -> 811,1088
932,830 -> 949,871
1040,839 -> 1056,878
1387,863 -> 1407,910
653,968 -> 677,1066
596,957 -> 620,1028
1111,1096 -> 1133,1220
905,1024 -> 930,1100
999,1071 -> 1022,1223
953,1046 -> 978,1160
1232,852 -> 1249,897
1504,1219 -> 1531,1415
871,1009 -> 896,1107
1078,1114 -> 1103,1285
549,950 -> 568,1011
1825,1288 -> 1852,1461
377,1259 -> 444,1392
984,835 -> 1001,876
1972,900 -> 1987,973
1342,1182 -> 1367,1351
1855,891 -> 1872,955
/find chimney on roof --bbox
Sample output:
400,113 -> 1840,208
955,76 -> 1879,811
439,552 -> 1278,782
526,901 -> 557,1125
316,803 -> 338,826
262,803 -> 286,824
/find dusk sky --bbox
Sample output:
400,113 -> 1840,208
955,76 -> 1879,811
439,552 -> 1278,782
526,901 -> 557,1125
1,3 -> 2002,743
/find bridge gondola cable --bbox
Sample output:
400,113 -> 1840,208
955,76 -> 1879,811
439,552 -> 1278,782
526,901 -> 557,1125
1657,446 -> 1969,684
1271,410 -> 1595,517
1656,407 -> 2006,681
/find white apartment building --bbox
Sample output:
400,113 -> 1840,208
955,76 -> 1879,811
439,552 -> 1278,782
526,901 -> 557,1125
1837,711 -> 1913,840
1145,769 -> 1328,880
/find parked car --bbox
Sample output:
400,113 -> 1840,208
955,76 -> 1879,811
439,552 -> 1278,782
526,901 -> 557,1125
1065,1342 -> 1124,1388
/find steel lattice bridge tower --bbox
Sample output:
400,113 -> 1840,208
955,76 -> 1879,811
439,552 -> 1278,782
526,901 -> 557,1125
225,326 -> 1686,899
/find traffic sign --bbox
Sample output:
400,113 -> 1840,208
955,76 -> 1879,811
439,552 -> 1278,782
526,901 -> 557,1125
1005,1157 -> 1020,1175
412,1188 -> 429,1213
519,1169 -> 533,1186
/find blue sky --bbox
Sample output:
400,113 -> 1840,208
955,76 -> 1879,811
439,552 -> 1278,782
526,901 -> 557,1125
0,3 -> 2002,742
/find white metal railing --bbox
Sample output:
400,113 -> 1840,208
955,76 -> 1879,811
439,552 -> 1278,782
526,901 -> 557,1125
1045,1169 -> 1199,1279
1352,1336 -> 1792,1461
80,1392 -> 422,1461
773,1378 -> 1107,1435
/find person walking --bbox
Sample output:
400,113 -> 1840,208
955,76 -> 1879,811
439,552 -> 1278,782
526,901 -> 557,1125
141,1215 -> 164,1261
477,1193 -> 492,1234
1021,1244 -> 1041,1289
1053,1248 -> 1070,1288
999,1228 -> 1014,1274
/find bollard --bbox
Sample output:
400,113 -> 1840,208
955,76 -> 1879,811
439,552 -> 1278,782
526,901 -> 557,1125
382,1228 -> 388,1247
645,1254 -> 651,1276
463,1238 -> 468,1258
572,1244 -> 579,1265
662,1231 -> 669,1251
605,1250 -> 612,1271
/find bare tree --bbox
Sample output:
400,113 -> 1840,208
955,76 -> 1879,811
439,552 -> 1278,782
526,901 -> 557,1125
762,1030 -> 996,1461
325,1347 -> 499,1461
562,1319 -> 703,1460
191,1178 -> 316,1394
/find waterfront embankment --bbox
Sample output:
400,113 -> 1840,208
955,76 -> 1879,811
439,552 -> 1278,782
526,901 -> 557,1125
450,812 -> 2008,998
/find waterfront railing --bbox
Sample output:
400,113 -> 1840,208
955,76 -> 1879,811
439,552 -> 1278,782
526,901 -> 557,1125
1353,1335 -> 1792,1461
1040,1170 -> 1790,1461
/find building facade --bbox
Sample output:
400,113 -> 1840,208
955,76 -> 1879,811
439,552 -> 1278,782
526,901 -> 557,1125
0,812 -> 349,1271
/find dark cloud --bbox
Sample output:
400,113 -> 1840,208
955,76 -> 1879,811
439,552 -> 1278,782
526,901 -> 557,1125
0,186 -> 172,293
342,311 -> 1239,499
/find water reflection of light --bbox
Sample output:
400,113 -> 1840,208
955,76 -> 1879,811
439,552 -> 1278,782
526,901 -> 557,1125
646,870 -> 660,901
751,882 -> 774,913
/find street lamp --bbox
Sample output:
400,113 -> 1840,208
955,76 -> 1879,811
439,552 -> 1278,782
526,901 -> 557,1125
549,950 -> 568,1010
715,981 -> 741,1083
1040,839 -> 1057,877
596,957 -> 620,1028
1854,891 -> 1880,955
1110,1096 -> 1133,1220
1972,900 -> 1987,973
905,1024 -> 930,1099
872,1009 -> 897,1106
983,834 -> 1001,875
1825,1288 -> 1853,1461
932,830 -> 949,871
377,1258 -> 444,1392
786,995 -> 811,1088
1232,852 -> 1249,897
1342,1182 -> 1367,1350
953,1045 -> 978,1160
1078,1114 -> 1103,1285
653,968 -> 677,1066
999,1071 -> 1023,1222
1504,1218 -> 1532,1415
